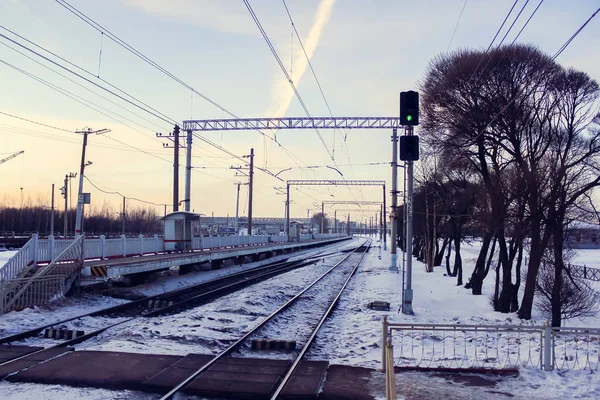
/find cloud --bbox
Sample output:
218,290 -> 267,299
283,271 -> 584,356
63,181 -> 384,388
267,0 -> 336,118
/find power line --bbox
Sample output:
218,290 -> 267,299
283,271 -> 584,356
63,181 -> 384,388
84,175 -> 169,207
0,29 -> 177,126
243,0 -> 334,162
511,0 -> 544,45
0,110 -> 72,132
51,0 -> 346,193
552,7 -> 600,60
446,0 -> 469,52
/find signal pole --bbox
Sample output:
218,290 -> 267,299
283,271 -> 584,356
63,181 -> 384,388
390,127 -> 399,271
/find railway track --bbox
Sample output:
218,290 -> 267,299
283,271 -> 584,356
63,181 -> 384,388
160,239 -> 371,400
0,240 -> 358,370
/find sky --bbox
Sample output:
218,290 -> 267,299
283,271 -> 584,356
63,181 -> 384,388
0,0 -> 599,220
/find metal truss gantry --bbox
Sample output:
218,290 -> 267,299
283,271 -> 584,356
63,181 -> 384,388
285,180 -> 387,241
183,117 -> 401,132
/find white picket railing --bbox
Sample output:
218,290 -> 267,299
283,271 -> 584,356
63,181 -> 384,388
0,234 -> 37,282
1,233 -> 346,272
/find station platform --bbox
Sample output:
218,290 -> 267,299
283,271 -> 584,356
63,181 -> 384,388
0,346 -> 381,399
80,236 -> 351,285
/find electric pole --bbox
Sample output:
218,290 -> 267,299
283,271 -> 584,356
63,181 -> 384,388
173,124 -> 180,212
184,129 -> 192,212
234,182 -> 248,235
74,128 -> 109,236
122,197 -> 126,235
50,184 -> 55,236
247,148 -> 254,236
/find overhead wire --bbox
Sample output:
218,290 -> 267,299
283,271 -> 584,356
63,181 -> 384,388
446,0 -> 469,52
243,0 -> 334,162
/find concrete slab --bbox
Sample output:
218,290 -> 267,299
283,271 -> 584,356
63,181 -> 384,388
7,350 -> 180,391
0,348 -> 73,380
185,357 -> 290,400
320,364 -> 377,400
142,353 -> 213,392
0,345 -> 44,364
280,360 -> 329,400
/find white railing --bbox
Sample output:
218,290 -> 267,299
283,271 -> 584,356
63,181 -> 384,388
382,319 -> 600,372
0,234 -> 36,281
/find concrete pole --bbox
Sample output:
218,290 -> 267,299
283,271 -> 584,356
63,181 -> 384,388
248,148 -> 254,236
334,210 -> 337,234
74,132 -> 88,237
235,183 -> 240,234
321,202 -> 325,234
403,126 -> 415,315
122,197 -> 126,235
173,125 -> 180,212
383,185 -> 387,250
286,184 -> 290,239
347,214 -> 350,235
390,127 -> 399,271
50,184 -> 55,236
184,129 -> 192,212
64,175 -> 68,238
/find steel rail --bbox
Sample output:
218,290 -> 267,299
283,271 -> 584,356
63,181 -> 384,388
0,241 -> 357,373
270,240 -> 371,399
159,240 -> 367,400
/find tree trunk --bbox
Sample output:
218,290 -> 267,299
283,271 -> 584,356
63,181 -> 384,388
445,239 -> 452,276
493,257 -> 501,311
435,237 -> 449,267
551,218 -> 565,327
453,234 -> 462,286
470,232 -> 492,295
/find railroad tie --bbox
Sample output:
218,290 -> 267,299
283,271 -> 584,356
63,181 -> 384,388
43,328 -> 85,340
147,299 -> 175,309
251,339 -> 297,351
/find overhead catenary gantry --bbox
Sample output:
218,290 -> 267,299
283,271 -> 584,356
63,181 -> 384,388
285,179 -> 387,244
318,201 -> 384,237
182,116 -> 398,247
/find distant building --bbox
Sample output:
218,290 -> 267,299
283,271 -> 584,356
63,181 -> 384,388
565,221 -> 600,250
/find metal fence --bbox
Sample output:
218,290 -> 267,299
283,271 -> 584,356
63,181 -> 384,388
383,319 -> 600,372
382,319 -> 600,400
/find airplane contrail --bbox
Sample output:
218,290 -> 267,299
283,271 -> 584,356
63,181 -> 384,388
269,0 -> 336,118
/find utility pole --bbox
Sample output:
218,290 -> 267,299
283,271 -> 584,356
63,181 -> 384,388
122,197 -> 126,235
334,210 -> 337,234
184,129 -> 192,212
383,184 -> 387,250
234,182 -> 248,235
63,175 -> 68,237
50,184 -> 55,236
390,127 -> 399,271
347,214 -> 350,236
173,124 -> 180,212
74,127 -> 109,236
247,148 -> 254,236
380,206 -> 383,242
286,184 -> 290,239
321,202 -> 325,234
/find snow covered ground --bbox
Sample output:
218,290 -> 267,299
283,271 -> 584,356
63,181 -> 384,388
1,237 -> 600,399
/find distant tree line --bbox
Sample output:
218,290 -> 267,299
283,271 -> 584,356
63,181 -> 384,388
0,199 -> 162,237
399,44 -> 600,327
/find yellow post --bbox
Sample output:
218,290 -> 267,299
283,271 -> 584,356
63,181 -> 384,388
385,337 -> 397,400
382,316 -> 388,370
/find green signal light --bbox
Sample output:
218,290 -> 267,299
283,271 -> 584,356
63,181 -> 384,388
406,115 -> 413,122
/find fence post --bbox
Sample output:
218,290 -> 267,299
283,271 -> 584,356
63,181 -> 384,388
543,320 -> 553,371
154,234 -> 160,253
100,235 -> 106,259
382,316 -> 388,371
121,235 -> 126,257
32,233 -> 39,266
139,234 -> 144,255
49,235 -> 55,261
385,336 -> 396,400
